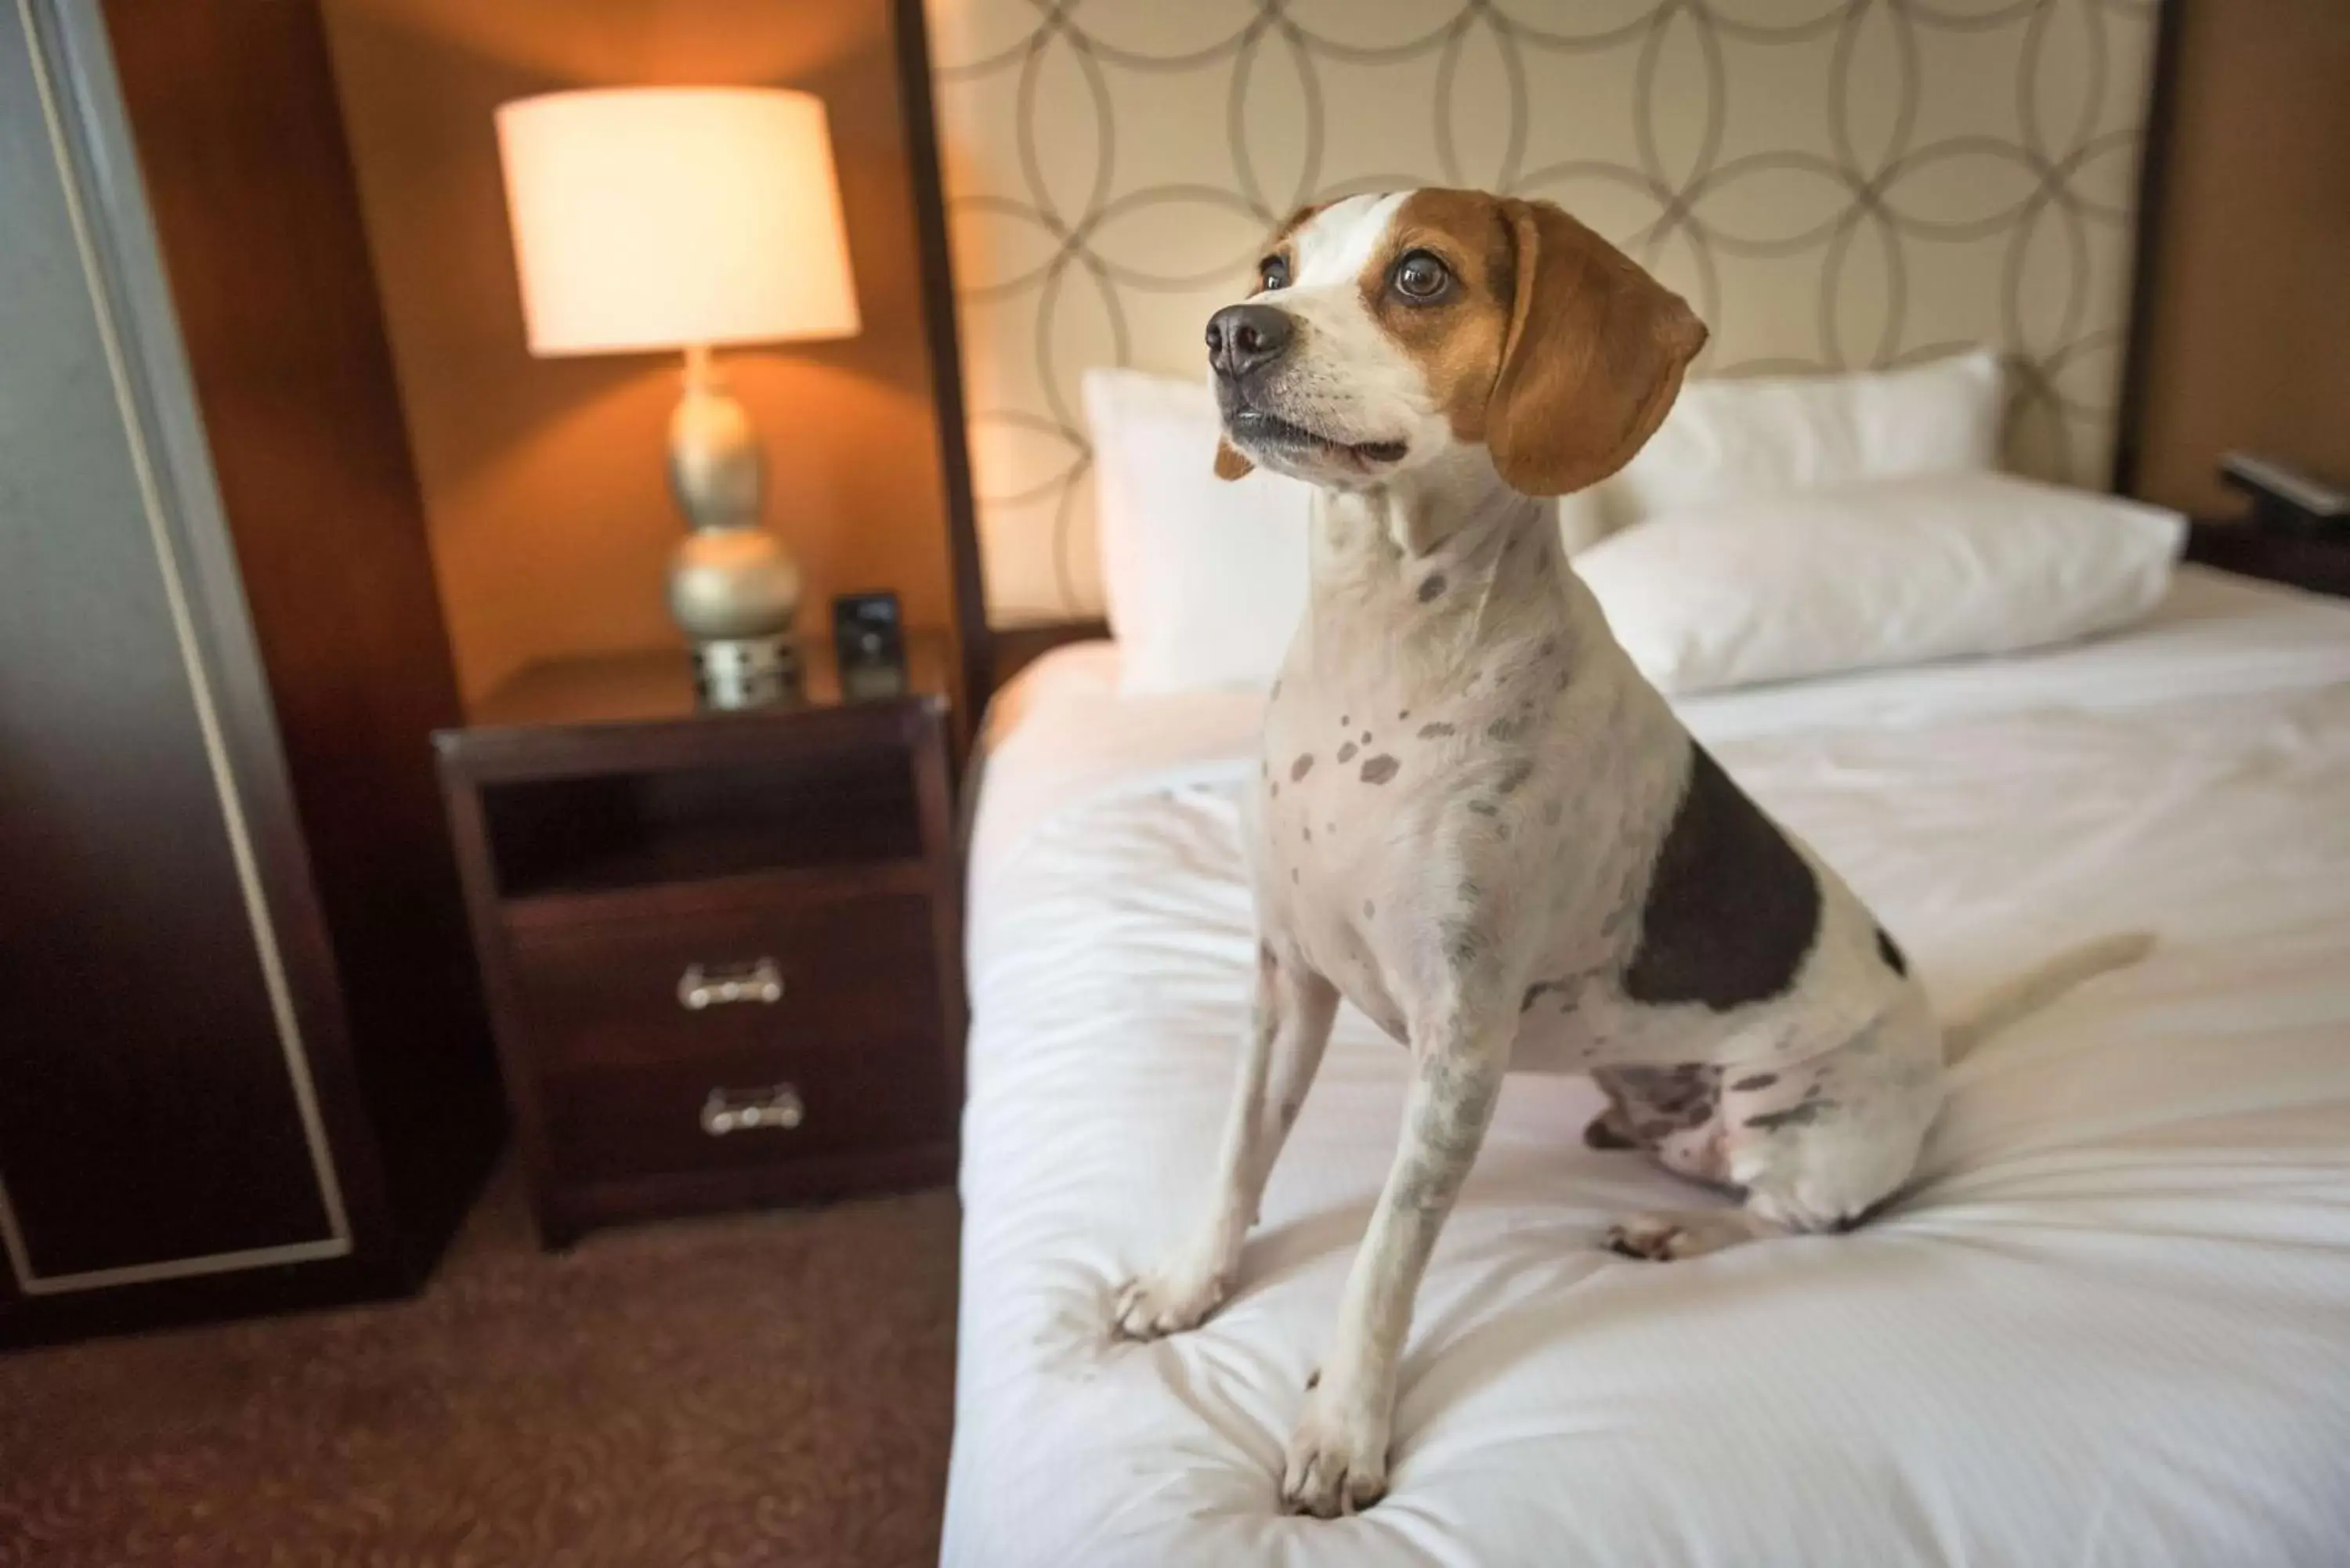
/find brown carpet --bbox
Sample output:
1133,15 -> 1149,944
0,1168 -> 959,1567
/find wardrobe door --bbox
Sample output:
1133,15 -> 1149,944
0,3 -> 352,1298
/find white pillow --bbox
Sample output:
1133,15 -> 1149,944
1601,349 -> 2005,531
1083,368 -> 1636,694
1085,369 -> 1312,695
1576,472 -> 2185,695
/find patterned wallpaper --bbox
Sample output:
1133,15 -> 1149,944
924,0 -> 2161,623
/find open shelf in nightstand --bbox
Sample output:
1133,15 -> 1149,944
479,750 -> 925,901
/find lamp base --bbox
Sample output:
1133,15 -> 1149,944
692,634 -> 800,710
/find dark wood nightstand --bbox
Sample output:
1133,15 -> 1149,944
2185,518 -> 2350,599
434,634 -> 964,1246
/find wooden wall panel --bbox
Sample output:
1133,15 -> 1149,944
2125,0 -> 2350,515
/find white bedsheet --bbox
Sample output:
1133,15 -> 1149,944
946,569 -> 2350,1567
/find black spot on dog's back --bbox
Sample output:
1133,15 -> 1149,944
1623,744 -> 1822,1011
1876,925 -> 1908,976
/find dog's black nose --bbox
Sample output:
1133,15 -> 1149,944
1206,303 -> 1294,379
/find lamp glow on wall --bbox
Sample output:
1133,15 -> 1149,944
496,86 -> 860,707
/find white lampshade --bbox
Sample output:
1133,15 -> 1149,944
495,86 -> 860,357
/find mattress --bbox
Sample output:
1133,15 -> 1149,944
946,568 -> 2350,1567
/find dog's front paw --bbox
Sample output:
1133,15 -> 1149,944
1279,1383 -> 1390,1518
1112,1261 -> 1228,1340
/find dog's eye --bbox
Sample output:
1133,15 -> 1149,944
1391,251 -> 1452,301
1256,255 -> 1289,293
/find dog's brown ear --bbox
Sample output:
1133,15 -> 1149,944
1213,436 -> 1254,481
1486,199 -> 1707,498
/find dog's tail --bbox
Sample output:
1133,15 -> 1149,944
1943,931 -> 2156,1062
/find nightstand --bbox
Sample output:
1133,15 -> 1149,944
434,634 -> 964,1246
2184,518 -> 2350,599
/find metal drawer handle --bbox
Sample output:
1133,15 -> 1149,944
700,1083 -> 804,1136
678,958 -> 783,1010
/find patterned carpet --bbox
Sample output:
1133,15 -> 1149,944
0,1169 -> 959,1567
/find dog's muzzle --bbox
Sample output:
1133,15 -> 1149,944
1206,303 -> 1294,381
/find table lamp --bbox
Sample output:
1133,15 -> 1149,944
496,86 -> 860,707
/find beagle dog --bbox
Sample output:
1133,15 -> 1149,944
1111,189 -> 2149,1518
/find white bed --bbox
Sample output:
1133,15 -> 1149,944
944,567 -> 2350,1567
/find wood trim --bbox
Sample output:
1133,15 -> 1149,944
436,769 -> 560,1245
2184,518 -> 2350,598
908,703 -> 969,1113
889,0 -> 992,726
503,858 -> 935,932
438,692 -> 948,784
2112,0 -> 2185,496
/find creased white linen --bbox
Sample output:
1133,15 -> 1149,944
947,570 -> 2350,1568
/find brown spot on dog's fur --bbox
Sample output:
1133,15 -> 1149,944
1270,782 -> 1280,799
1361,190 -> 1520,446
1419,573 -> 1447,602
1360,731 -> 1372,745
1361,754 -> 1400,784
1418,721 -> 1456,739
1637,1119 -> 1675,1142
1488,714 -> 1530,742
1466,800 -> 1499,817
1362,899 -> 1376,919
1338,742 -> 1358,764
1340,714 -> 1350,727
1291,753 -> 1314,781
1497,760 -> 1534,794
1397,709 -> 1411,721
1730,1072 -> 1778,1092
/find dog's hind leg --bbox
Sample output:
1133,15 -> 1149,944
1607,994 -> 1943,1262
1606,1207 -> 1787,1259
1115,941 -> 1338,1339
1282,1013 -> 1513,1517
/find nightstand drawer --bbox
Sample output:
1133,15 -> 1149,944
507,890 -> 942,1074
539,1035 -> 949,1183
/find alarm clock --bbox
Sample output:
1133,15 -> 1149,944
832,591 -> 907,700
